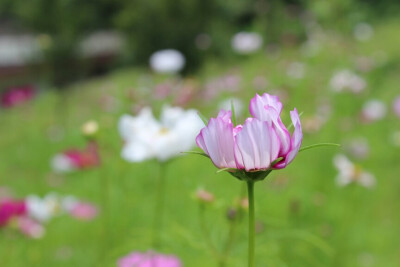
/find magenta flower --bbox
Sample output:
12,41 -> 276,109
0,85 -> 36,108
51,141 -> 100,173
196,93 -> 302,178
118,251 -> 182,267
0,199 -> 27,227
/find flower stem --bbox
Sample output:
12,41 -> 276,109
152,162 -> 167,249
247,181 -> 255,267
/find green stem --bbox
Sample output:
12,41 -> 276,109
247,181 -> 255,267
152,162 -> 167,249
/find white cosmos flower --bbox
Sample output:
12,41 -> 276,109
118,106 -> 204,162
149,49 -> 185,74
333,154 -> 376,188
231,32 -> 263,54
361,99 -> 387,122
354,23 -> 374,42
330,70 -> 366,93
26,193 -> 63,222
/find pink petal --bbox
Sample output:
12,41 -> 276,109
249,93 -> 283,120
234,118 -> 280,171
196,113 -> 237,169
249,94 -> 290,155
274,108 -> 303,169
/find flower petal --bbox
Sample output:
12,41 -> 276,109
196,114 -> 237,169
249,93 -> 283,120
274,108 -> 303,169
234,118 -> 280,171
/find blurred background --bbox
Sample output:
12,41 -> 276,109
0,0 -> 400,266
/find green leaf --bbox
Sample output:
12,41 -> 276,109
287,111 -> 304,131
197,112 -> 209,125
231,100 -> 237,126
299,143 -> 341,152
182,151 -> 210,158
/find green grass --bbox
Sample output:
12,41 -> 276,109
1,19 -> 400,267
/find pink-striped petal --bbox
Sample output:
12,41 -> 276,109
274,108 -> 303,169
249,93 -> 283,120
196,114 -> 237,169
234,118 -> 280,171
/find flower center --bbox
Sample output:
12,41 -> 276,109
159,127 -> 170,135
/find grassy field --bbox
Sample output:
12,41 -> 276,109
1,19 -> 400,267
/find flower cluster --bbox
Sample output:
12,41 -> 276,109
0,192 -> 97,239
196,93 -> 303,181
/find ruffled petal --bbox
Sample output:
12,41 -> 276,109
249,93 -> 283,120
196,114 -> 237,169
234,118 -> 280,171
274,108 -> 303,169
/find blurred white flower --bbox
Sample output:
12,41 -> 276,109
119,106 -> 204,162
26,193 -> 62,222
218,97 -> 244,117
344,137 -> 370,160
354,23 -> 374,42
330,70 -> 366,93
231,32 -> 263,54
361,99 -> 387,122
149,49 -> 185,74
333,154 -> 376,188
286,62 -> 305,79
51,154 -> 76,173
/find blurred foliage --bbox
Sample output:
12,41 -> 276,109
0,0 -> 399,81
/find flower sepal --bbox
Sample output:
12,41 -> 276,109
229,169 -> 272,182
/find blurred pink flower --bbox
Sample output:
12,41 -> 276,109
118,251 -> 182,267
51,141 -> 100,173
196,93 -> 302,171
17,216 -> 45,239
69,202 -> 98,221
393,96 -> 400,118
0,199 -> 27,227
0,85 -> 36,108
361,99 -> 387,123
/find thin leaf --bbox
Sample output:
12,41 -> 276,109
287,111 -> 304,131
216,168 -> 236,173
299,143 -> 341,152
231,100 -> 237,126
182,151 -> 210,158
197,112 -> 209,125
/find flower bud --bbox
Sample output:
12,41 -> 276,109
82,120 -> 99,138
195,189 -> 215,204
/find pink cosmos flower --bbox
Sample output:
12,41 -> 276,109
196,93 -> 302,173
0,199 -> 27,227
118,251 -> 182,267
0,85 -> 36,108
17,216 -> 45,239
68,202 -> 98,221
51,141 -> 100,173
